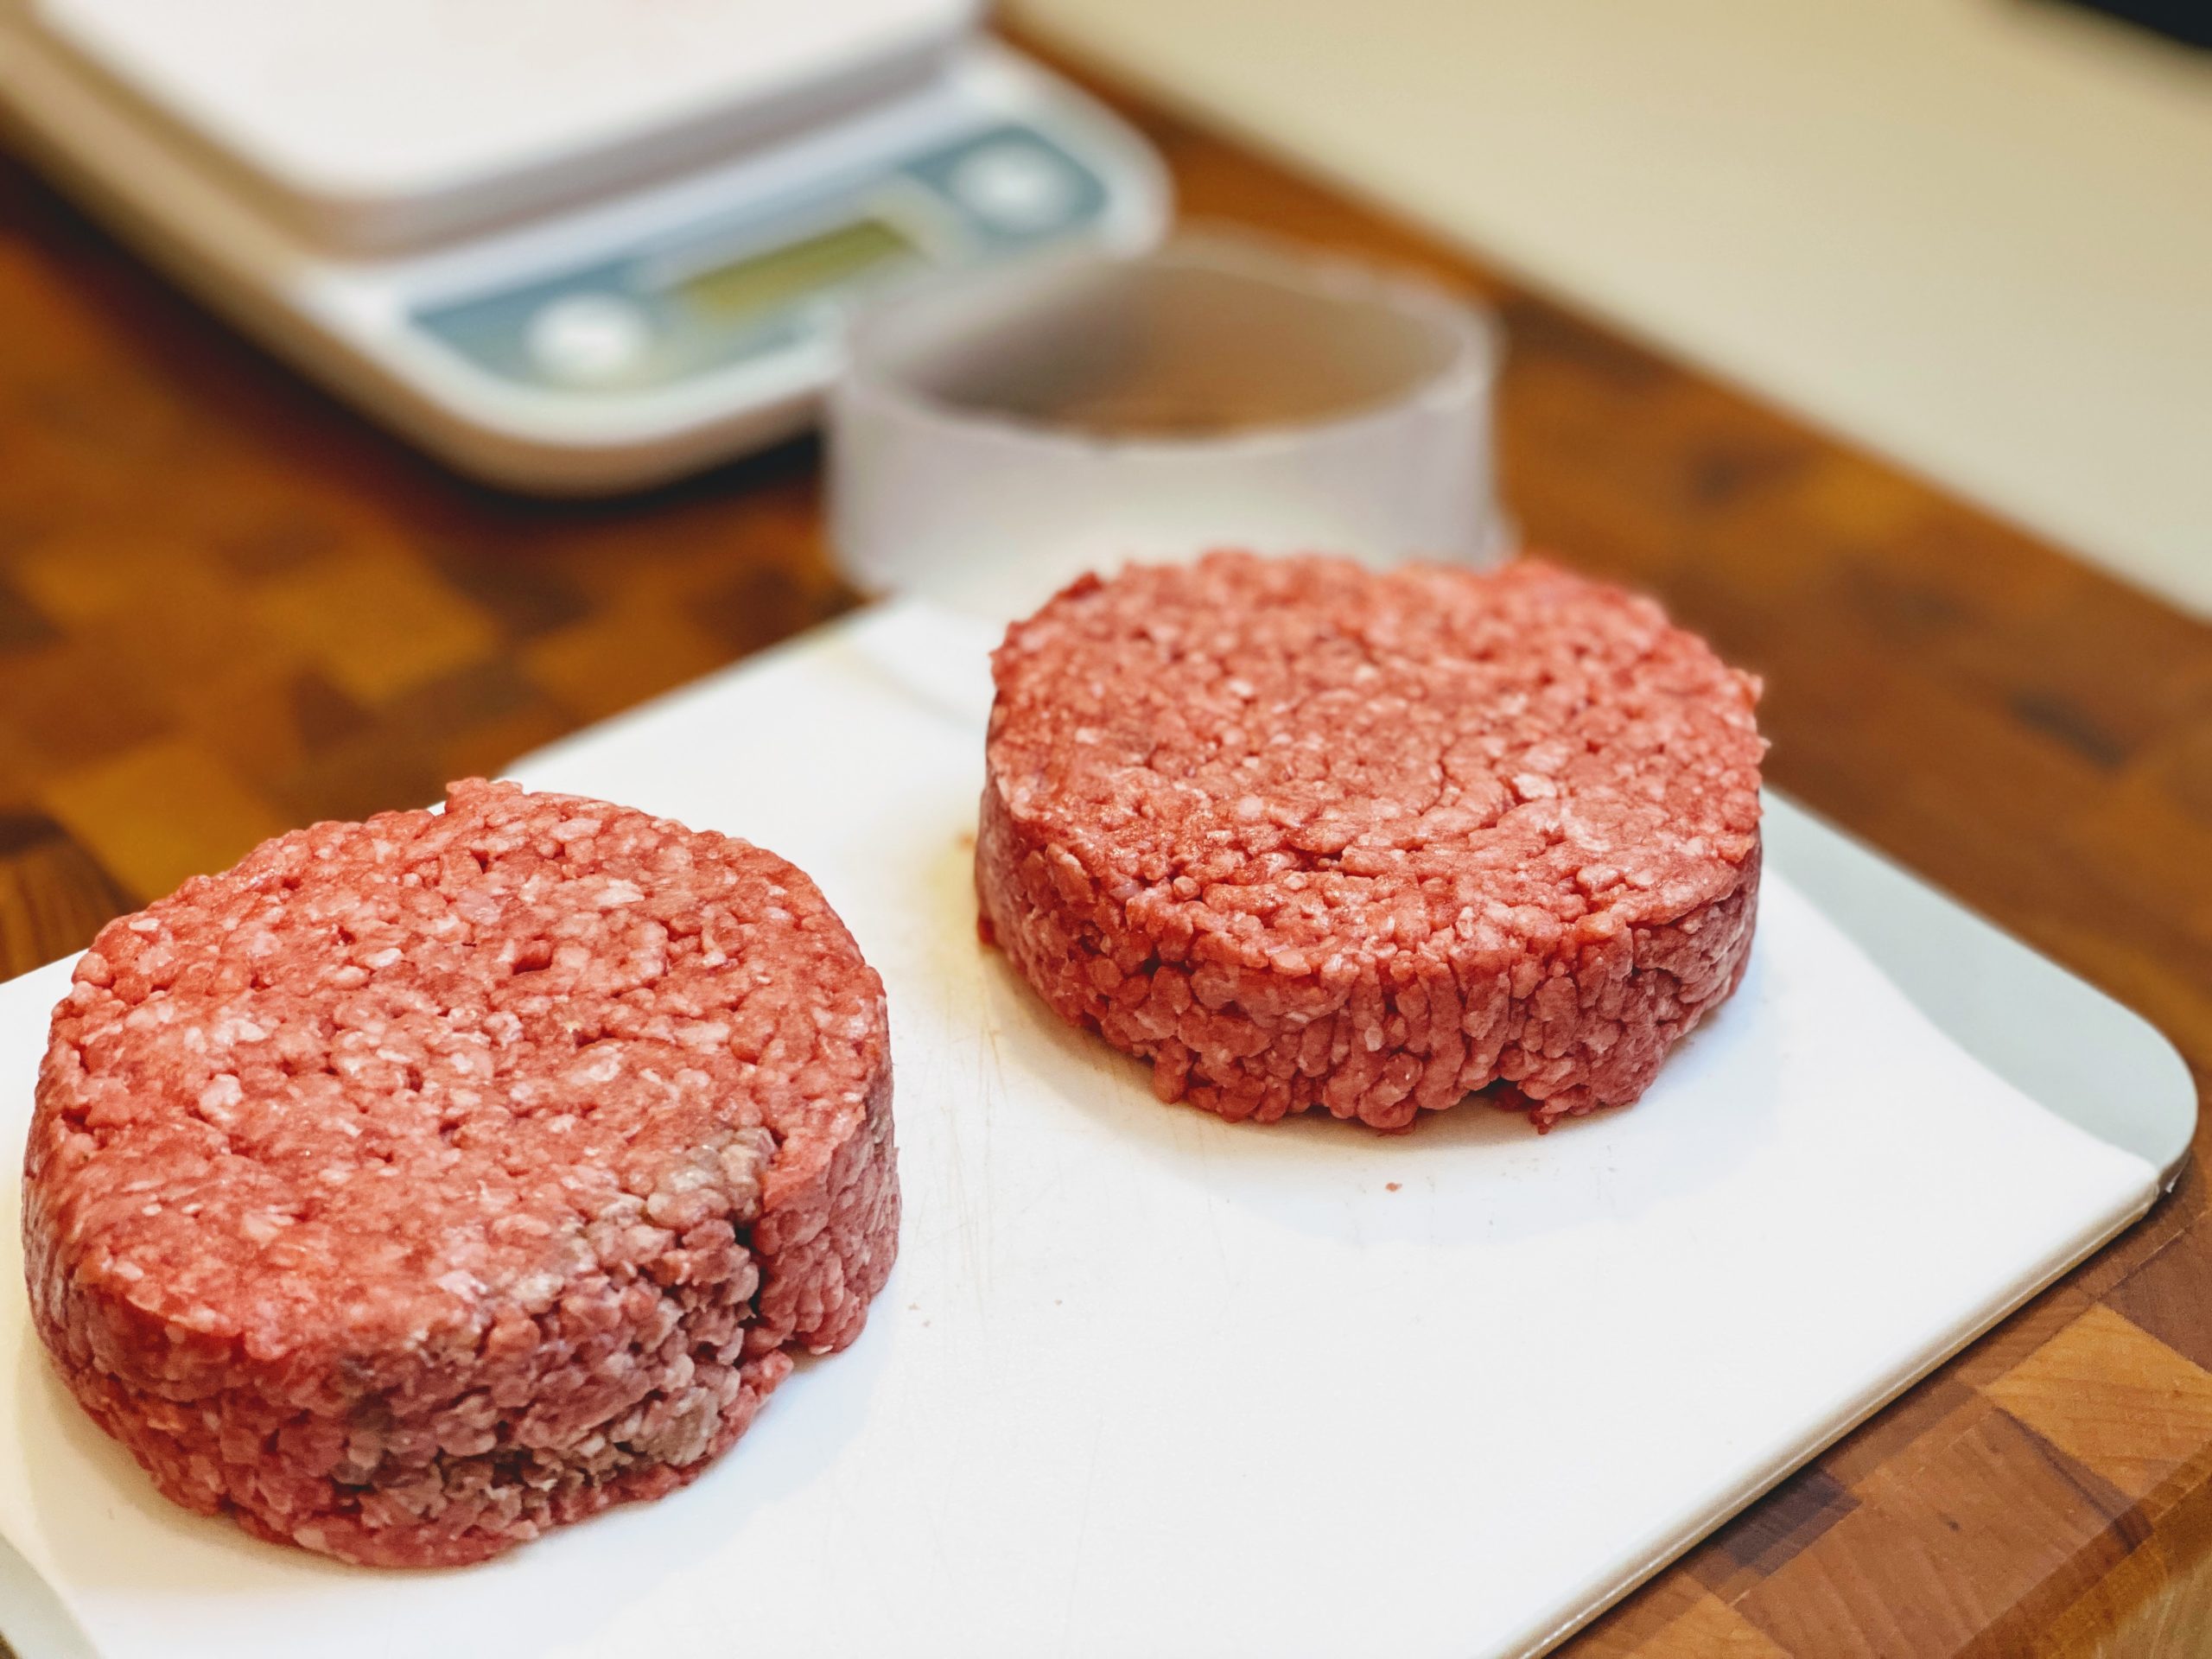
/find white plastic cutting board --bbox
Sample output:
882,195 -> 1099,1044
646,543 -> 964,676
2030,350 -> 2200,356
0,601 -> 2188,1659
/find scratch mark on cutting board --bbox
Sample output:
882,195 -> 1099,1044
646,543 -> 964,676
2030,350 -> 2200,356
1056,1409 -> 1111,1657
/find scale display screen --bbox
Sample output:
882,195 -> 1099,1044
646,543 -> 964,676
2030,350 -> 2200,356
677,218 -> 919,321
410,124 -> 1122,403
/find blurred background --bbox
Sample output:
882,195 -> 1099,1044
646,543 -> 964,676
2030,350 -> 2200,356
1015,0 -> 2212,613
0,0 -> 2201,993
0,0 -> 2196,989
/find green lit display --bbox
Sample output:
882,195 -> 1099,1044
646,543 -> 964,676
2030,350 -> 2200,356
678,219 -> 918,321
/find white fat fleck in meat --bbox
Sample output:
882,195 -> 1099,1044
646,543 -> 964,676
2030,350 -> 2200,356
568,1049 -> 623,1087
196,1074 -> 244,1126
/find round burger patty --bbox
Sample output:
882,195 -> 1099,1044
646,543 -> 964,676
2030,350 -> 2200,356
23,780 -> 897,1567
976,553 -> 1764,1132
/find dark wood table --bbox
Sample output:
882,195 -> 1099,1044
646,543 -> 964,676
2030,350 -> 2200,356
2,45 -> 2208,1659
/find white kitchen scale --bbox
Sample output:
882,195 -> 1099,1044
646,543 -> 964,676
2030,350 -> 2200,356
0,0 -> 1171,491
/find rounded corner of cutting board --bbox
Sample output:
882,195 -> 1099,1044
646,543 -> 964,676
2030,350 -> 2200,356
1761,790 -> 2197,1188
2093,1013 -> 2199,1190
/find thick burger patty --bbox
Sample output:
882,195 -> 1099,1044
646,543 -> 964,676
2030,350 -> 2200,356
976,554 -> 1764,1131
23,780 -> 897,1567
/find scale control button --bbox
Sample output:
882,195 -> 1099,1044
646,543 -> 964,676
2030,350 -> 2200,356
525,293 -> 653,384
947,143 -> 1082,234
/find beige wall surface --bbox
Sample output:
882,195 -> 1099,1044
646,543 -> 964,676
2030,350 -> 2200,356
1010,0 -> 2212,613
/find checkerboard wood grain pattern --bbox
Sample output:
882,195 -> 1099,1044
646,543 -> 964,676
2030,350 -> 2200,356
0,40 -> 2207,1658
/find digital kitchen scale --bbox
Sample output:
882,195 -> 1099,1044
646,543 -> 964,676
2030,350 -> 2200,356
0,0 -> 1171,492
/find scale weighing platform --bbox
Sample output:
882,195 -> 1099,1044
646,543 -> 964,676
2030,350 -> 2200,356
0,0 -> 1171,492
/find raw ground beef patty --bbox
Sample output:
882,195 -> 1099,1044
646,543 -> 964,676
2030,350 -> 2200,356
22,780 -> 897,1567
976,553 -> 1765,1131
